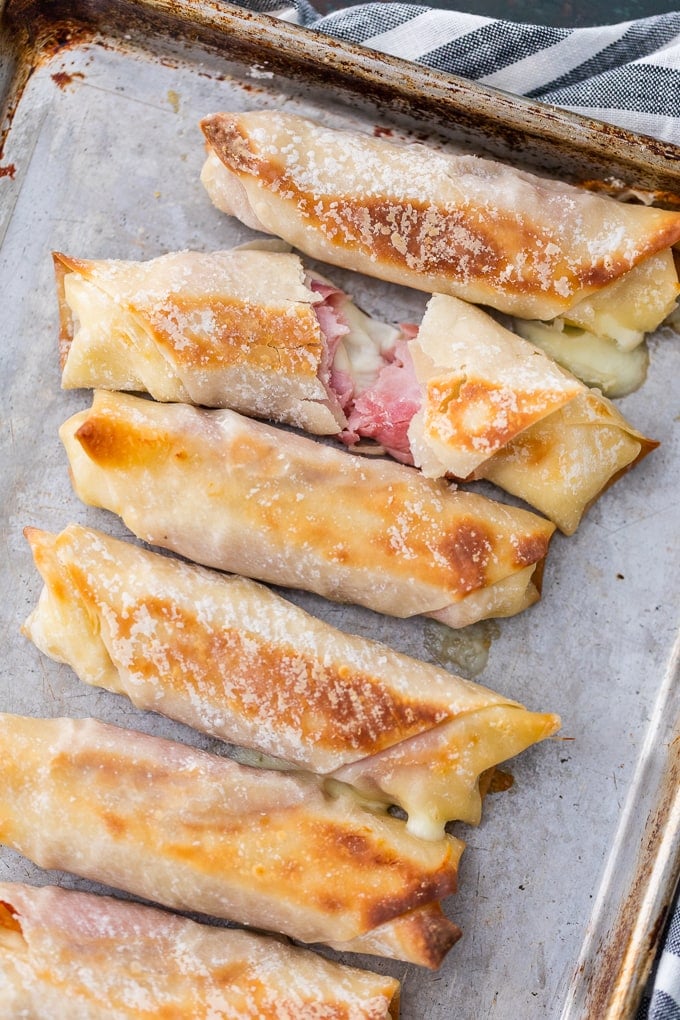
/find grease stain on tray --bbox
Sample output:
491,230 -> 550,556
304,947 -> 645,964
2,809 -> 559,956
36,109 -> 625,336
423,619 -> 500,677
167,89 -> 180,113
51,71 -> 85,90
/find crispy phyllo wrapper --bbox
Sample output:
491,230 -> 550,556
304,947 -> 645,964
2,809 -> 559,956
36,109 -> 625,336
407,295 -> 657,534
54,246 -> 404,433
474,390 -> 656,535
59,392 -> 555,629
54,248 -> 368,436
23,524 -> 560,841
407,294 -> 583,480
0,882 -> 401,1019
199,110 -> 680,342
0,714 -> 463,966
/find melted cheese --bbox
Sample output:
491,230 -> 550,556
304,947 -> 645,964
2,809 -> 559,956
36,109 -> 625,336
333,300 -> 401,394
513,318 -> 649,397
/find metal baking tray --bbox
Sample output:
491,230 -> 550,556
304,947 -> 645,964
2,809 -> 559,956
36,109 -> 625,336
1,1 -> 679,1017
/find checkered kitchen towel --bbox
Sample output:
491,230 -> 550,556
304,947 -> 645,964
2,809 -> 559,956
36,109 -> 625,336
232,2 -> 680,1016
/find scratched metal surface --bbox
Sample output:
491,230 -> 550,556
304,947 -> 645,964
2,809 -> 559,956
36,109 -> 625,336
0,4 -> 679,1018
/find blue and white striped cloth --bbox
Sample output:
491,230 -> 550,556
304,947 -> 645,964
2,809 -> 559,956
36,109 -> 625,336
244,1 -> 680,144
232,3 -> 680,1015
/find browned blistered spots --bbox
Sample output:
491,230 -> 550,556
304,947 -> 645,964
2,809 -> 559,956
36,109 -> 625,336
74,411 -> 191,472
209,961 -> 251,987
60,564 -> 448,757
157,810 -> 457,935
23,528 -> 73,606
145,294 -> 324,378
307,820 -> 459,928
318,894 -> 344,915
426,377 -> 548,455
398,904 -> 463,970
101,811 -> 126,838
514,530 -> 552,570
205,115 -> 680,301
52,746 -> 171,788
0,901 -> 22,934
437,520 -> 493,593
294,190 -> 651,300
334,831 -> 376,862
497,427 -> 554,471
364,866 -> 458,932
201,114 -> 262,175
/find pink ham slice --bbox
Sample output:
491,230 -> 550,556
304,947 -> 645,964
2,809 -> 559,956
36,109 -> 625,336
309,275 -> 421,462
342,338 -> 420,464
308,276 -> 354,416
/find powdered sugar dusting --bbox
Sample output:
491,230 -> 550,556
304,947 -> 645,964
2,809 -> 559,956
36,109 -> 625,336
201,110 -> 680,320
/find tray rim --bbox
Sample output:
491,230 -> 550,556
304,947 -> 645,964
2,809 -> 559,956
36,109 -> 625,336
3,0 -> 680,202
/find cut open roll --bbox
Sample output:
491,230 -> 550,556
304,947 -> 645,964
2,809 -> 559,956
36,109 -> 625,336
55,250 -> 655,533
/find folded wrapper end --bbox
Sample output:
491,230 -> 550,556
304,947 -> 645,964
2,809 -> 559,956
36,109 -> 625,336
52,251 -> 78,374
476,390 -> 659,536
330,902 -> 462,972
333,706 -> 561,841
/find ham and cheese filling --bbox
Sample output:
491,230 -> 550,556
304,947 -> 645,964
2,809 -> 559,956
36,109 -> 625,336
315,287 -> 654,535
308,274 -> 421,464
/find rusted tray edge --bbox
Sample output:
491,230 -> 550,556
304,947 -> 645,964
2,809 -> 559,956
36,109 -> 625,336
563,636 -> 680,1018
3,0 -> 680,203
1,5 -> 680,1020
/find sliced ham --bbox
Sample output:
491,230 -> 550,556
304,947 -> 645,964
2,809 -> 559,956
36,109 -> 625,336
308,276 -> 421,462
308,276 -> 354,415
342,338 -> 421,463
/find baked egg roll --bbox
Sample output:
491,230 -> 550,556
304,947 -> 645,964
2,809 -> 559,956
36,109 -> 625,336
23,524 -> 560,841
199,111 -> 680,357
59,391 -> 555,629
0,714 -> 463,966
0,882 -> 401,1019
473,390 -> 656,535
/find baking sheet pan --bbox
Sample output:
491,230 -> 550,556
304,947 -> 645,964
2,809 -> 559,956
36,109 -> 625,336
1,2 -> 680,1017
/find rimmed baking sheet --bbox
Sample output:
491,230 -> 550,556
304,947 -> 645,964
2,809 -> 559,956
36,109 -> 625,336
1,2 -> 679,1017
